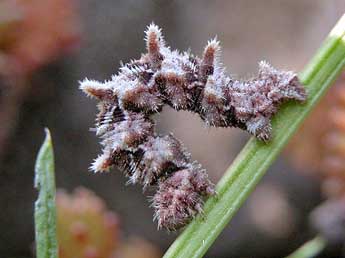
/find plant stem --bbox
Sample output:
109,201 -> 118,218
163,14 -> 345,258
285,236 -> 327,258
34,129 -> 58,258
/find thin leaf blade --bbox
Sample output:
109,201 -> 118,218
34,129 -> 58,258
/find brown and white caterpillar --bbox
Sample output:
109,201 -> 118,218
79,23 -> 306,230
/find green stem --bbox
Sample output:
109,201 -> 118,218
285,236 -> 327,258
163,14 -> 345,258
34,129 -> 58,258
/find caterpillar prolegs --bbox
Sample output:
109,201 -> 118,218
80,23 -> 306,230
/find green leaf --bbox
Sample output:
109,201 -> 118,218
34,129 -> 58,258
285,236 -> 327,258
163,14 -> 345,258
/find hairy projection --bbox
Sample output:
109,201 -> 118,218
80,23 -> 306,230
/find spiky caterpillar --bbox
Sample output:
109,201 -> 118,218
80,23 -> 306,230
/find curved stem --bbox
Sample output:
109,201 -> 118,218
163,14 -> 345,258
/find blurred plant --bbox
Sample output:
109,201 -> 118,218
116,237 -> 162,258
57,188 -> 162,258
57,187 -> 120,258
286,24 -> 345,258
289,73 -> 345,198
0,0 -> 80,159
57,187 -> 162,258
289,73 -> 345,255
0,0 -> 80,77
284,75 -> 345,256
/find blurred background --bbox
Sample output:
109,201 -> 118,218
1,0 -> 345,257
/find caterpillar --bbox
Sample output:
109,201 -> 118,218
80,23 -> 306,230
